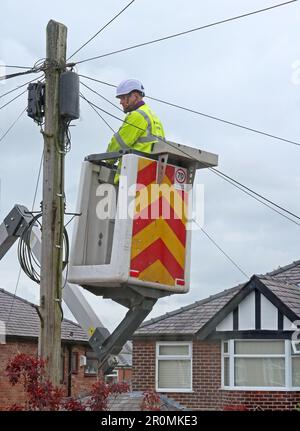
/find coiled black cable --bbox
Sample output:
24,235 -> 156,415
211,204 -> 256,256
18,213 -> 69,284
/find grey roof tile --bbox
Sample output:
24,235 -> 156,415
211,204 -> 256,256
258,276 -> 300,318
108,391 -> 186,411
134,285 -> 242,336
265,260 -> 300,285
0,288 -> 88,342
0,288 -> 132,367
134,259 -> 300,337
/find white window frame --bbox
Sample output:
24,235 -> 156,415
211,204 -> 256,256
221,339 -> 300,391
156,341 -> 193,393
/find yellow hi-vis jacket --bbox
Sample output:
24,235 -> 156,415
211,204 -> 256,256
106,103 -> 165,183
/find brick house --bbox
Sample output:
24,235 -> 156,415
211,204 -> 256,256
132,260 -> 300,410
0,288 -> 131,410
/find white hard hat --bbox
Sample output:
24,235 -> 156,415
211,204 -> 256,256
116,79 -> 145,97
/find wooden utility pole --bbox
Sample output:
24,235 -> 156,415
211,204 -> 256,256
39,20 -> 67,385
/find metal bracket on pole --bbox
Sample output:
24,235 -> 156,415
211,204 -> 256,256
0,205 -> 33,260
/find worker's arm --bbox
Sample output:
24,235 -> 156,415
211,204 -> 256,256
106,111 -> 147,154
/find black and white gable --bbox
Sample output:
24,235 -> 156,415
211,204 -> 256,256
199,275 -> 300,340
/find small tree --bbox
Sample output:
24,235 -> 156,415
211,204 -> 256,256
140,390 -> 161,411
6,353 -> 129,411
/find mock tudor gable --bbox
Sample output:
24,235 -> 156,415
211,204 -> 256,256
132,260 -> 300,410
199,275 -> 299,340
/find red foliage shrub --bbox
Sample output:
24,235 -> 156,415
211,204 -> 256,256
6,353 -> 130,411
140,390 -> 161,411
223,404 -> 248,411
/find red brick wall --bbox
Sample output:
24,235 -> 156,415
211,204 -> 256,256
117,368 -> 132,384
65,345 -> 99,399
221,390 -> 300,411
0,340 -> 36,409
0,340 -> 98,410
132,339 -> 300,411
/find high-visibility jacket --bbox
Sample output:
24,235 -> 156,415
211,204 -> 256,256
106,103 -> 165,183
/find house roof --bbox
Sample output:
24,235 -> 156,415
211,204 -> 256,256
107,392 -> 186,411
265,259 -> 300,284
0,288 -> 89,342
258,275 -> 300,318
0,288 -> 132,368
134,259 -> 300,338
135,285 -> 242,336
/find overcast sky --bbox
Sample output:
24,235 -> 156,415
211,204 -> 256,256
0,0 -> 299,331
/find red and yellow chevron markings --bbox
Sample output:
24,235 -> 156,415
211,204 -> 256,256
130,157 -> 188,287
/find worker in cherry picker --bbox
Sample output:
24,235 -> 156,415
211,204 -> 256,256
106,79 -> 165,183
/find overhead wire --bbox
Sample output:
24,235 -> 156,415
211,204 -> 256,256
7,152 -> 44,326
210,167 -> 300,221
67,0 -> 136,61
80,80 -> 123,112
0,74 -> 44,100
0,88 -> 27,111
73,1 -> 298,65
194,221 -> 249,279
80,93 -> 116,133
0,68 -> 41,82
209,168 -> 300,227
0,107 -> 27,144
79,74 -> 300,148
0,65 -> 33,70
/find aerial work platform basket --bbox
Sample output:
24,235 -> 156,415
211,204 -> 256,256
68,141 -> 218,302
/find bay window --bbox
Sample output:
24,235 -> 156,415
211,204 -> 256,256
222,340 -> 300,390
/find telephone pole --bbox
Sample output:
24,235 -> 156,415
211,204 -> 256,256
39,20 -> 67,385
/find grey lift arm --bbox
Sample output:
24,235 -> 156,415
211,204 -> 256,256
0,204 -> 133,374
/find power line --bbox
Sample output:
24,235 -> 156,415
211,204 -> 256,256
194,222 -> 249,279
0,107 -> 27,144
0,68 -> 40,82
68,0 -> 136,61
210,168 -> 300,227
0,88 -> 27,111
0,74 -> 44,100
79,74 -> 300,147
0,65 -> 33,70
7,151 -> 44,326
73,1 -> 298,65
80,81 -> 123,112
80,93 -> 115,133
210,167 -> 300,221
80,96 -> 145,130
79,74 -> 116,88
146,96 -> 300,148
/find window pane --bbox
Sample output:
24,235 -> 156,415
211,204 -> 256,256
158,360 -> 191,389
159,345 -> 189,356
85,358 -> 98,375
235,358 -> 285,387
223,342 -> 229,354
292,357 -> 300,387
71,352 -> 78,373
235,341 -> 284,355
224,357 -> 230,386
